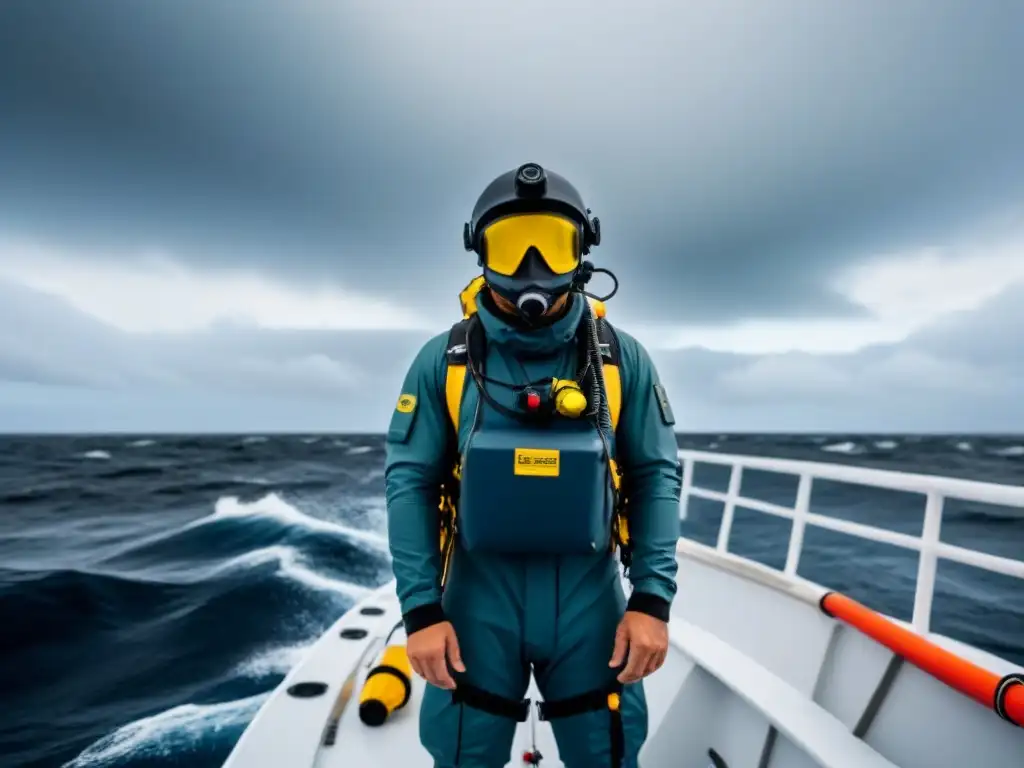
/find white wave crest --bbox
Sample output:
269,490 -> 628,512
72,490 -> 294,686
956,441 -> 973,452
213,544 -> 370,598
127,439 -> 155,447
186,492 -> 388,551
346,445 -> 374,455
81,450 -> 112,460
130,545 -> 296,585
271,547 -> 370,599
233,640 -> 315,679
821,441 -> 861,455
873,440 -> 898,450
99,544 -> 371,601
242,436 -> 268,444
63,692 -> 268,767
991,445 -> 1024,457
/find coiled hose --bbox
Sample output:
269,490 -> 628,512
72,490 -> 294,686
579,294 -> 613,441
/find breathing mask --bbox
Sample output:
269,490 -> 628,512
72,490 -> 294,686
481,212 -> 581,322
463,163 -> 603,324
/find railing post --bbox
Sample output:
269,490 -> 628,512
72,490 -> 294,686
912,492 -> 945,634
784,474 -> 813,577
716,463 -> 743,553
679,457 -> 693,521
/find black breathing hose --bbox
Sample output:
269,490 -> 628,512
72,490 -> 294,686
580,294 -> 613,440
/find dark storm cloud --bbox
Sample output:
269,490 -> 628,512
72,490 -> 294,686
2,1 -> 1024,324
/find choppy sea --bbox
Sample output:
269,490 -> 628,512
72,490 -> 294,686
1,433 -> 1022,768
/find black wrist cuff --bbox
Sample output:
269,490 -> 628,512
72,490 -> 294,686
627,592 -> 671,622
403,602 -> 446,635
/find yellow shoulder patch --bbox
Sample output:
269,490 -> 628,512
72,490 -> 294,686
396,394 -> 417,413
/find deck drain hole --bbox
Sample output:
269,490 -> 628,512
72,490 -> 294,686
359,606 -> 385,616
341,627 -> 369,640
287,681 -> 327,698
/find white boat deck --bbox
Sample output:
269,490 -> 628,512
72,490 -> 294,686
225,451 -> 1024,767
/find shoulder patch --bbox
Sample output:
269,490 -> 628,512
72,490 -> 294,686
653,383 -> 675,426
396,394 -> 417,413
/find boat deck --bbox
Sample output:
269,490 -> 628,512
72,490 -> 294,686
225,451 -> 1024,767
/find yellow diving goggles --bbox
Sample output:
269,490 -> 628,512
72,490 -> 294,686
481,213 -> 580,276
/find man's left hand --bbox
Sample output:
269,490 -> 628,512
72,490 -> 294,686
608,610 -> 669,684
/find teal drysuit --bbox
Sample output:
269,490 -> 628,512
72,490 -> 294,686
385,293 -> 681,767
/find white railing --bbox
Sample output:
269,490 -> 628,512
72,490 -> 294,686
677,449 -> 1024,634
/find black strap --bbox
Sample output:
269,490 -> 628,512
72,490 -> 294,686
443,314 -> 482,429
610,703 -> 624,768
442,317 -> 477,489
597,318 -> 621,366
537,688 -> 609,720
537,683 -> 625,768
446,317 -> 483,365
451,682 -> 531,722
445,318 -> 469,363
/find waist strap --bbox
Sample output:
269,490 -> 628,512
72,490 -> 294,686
451,682 -> 531,722
452,680 -> 626,767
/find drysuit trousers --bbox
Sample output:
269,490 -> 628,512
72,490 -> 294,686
419,549 -> 648,768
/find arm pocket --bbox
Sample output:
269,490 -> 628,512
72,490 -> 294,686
652,383 -> 676,426
386,393 -> 418,444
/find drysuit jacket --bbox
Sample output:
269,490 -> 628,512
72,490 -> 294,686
384,293 -> 682,768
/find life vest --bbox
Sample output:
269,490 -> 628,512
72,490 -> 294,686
437,275 -> 631,585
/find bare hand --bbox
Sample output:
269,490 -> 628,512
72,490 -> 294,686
407,621 -> 465,689
608,611 -> 669,684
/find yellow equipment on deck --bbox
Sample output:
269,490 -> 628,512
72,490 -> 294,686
358,644 -> 413,726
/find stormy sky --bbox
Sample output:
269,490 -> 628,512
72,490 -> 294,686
1,1 -> 1023,433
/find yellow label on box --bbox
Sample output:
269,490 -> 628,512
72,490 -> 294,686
513,448 -> 560,477
396,394 -> 417,413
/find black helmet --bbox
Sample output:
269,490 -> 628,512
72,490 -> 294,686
463,163 -> 602,256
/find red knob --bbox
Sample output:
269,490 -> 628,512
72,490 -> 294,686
526,391 -> 541,410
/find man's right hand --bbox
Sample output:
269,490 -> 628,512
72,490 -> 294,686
407,620 -> 465,690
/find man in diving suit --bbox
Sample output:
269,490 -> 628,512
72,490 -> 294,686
385,163 -> 682,767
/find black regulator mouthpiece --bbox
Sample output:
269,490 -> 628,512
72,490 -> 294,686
515,289 -> 552,321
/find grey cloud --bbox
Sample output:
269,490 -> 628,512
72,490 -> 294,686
0,281 -> 433,423
901,288 -> 1024,370
2,2 -> 1024,324
153,328 -> 431,402
0,281 -> 143,388
1,278 -> 1023,433
658,282 -> 1024,432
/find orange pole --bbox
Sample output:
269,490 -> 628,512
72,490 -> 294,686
1003,682 -> 1024,727
820,592 -> 1023,728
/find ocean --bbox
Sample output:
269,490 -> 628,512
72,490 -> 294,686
1,433 -> 1022,768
